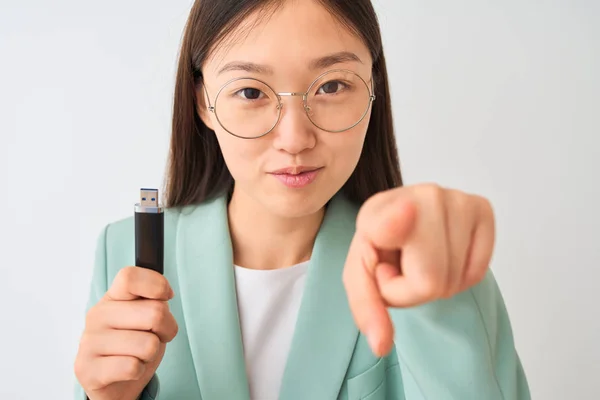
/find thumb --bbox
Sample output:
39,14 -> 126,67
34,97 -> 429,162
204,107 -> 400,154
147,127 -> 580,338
356,193 -> 418,251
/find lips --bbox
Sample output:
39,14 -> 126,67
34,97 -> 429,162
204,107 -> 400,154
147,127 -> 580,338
269,166 -> 322,175
269,166 -> 323,188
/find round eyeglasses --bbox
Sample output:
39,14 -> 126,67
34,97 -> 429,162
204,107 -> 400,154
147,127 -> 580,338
203,69 -> 376,139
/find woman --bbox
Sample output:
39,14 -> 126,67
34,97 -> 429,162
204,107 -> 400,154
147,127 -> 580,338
74,0 -> 530,399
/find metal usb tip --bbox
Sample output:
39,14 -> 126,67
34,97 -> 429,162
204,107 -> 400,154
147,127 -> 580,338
140,188 -> 159,207
135,188 -> 163,214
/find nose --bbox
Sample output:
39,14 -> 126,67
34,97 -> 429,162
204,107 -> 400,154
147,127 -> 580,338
271,95 -> 316,155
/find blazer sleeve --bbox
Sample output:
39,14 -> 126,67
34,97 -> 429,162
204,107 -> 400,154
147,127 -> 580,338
73,224 -> 160,400
388,269 -> 531,400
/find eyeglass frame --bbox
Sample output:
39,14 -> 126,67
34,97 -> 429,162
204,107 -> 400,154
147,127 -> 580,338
202,68 -> 376,139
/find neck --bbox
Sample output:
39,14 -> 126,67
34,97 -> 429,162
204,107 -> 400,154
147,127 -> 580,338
227,189 -> 325,270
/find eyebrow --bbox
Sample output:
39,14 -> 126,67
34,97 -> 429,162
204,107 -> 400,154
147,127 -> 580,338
216,51 -> 363,76
309,51 -> 363,70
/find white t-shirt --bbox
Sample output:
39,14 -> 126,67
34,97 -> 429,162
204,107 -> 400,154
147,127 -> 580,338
233,260 -> 309,400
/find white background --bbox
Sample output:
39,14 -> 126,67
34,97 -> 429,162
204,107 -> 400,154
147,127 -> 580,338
0,0 -> 598,398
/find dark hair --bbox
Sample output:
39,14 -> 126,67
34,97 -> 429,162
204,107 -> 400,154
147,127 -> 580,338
164,0 -> 402,208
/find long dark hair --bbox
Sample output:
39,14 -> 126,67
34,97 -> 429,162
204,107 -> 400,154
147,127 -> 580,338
164,0 -> 402,208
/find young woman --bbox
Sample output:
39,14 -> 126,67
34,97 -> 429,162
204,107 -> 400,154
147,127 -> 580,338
74,0 -> 530,399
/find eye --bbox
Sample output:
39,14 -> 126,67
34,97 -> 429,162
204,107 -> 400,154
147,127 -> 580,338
317,81 -> 347,95
235,88 -> 263,100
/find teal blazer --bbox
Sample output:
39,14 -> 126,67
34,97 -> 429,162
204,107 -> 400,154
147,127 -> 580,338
75,193 -> 530,400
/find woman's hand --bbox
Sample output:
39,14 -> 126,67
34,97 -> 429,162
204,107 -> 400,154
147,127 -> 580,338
74,267 -> 179,400
342,184 -> 495,357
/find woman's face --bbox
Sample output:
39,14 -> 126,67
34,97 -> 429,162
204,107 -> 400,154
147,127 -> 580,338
198,0 -> 373,218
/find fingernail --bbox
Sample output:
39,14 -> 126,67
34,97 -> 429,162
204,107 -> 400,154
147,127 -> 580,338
367,327 -> 381,356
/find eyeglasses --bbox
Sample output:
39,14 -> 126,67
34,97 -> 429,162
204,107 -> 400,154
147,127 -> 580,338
203,69 -> 376,139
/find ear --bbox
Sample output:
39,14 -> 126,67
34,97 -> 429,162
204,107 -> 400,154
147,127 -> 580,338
195,84 -> 215,131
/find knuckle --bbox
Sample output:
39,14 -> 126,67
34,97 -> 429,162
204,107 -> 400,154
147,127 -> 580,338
85,304 -> 104,328
478,195 -> 493,212
170,320 -> 180,340
414,276 -> 443,299
141,334 -> 161,360
450,189 -> 470,213
121,357 -> 144,381
84,308 -> 97,328
120,266 -> 137,285
111,266 -> 135,295
468,264 -> 488,285
341,267 -> 351,287
164,320 -> 179,343
73,355 -> 88,383
441,287 -> 457,299
474,195 -> 495,225
78,332 -> 93,352
423,183 -> 444,205
77,358 -> 104,390
148,301 -> 168,326
95,372 -> 110,389
158,278 -> 171,297
146,276 -> 169,299
93,369 -> 111,389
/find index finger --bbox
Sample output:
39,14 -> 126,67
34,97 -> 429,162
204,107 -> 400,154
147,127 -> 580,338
104,266 -> 174,301
342,233 -> 394,357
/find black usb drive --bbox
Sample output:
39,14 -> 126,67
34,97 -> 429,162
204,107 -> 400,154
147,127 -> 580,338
134,188 -> 164,275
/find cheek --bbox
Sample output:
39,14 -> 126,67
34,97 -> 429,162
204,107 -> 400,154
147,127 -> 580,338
332,121 -> 369,173
213,129 -> 264,179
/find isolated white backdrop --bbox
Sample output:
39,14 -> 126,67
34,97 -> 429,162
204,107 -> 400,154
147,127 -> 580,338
0,0 -> 598,399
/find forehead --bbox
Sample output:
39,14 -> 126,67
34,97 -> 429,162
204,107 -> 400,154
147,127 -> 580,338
203,0 -> 372,80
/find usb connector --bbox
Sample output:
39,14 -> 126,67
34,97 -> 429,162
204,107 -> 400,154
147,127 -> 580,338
140,188 -> 159,207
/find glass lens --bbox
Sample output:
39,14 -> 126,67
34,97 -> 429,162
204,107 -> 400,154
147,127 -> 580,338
306,70 -> 372,132
214,78 -> 280,138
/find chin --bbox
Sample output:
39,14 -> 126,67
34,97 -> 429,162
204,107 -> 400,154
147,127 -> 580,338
263,191 -> 328,219
260,173 -> 351,219
231,175 -> 343,218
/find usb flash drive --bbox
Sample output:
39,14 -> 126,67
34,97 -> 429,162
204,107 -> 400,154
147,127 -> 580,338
134,188 -> 164,275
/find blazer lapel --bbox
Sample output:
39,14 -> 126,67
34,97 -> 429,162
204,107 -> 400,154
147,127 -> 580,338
278,193 -> 361,400
175,195 -> 251,400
